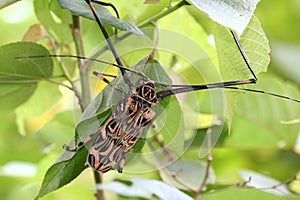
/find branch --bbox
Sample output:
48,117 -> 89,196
93,171 -> 105,200
71,15 -> 91,110
239,175 -> 300,191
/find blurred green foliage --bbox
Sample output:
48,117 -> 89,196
0,0 -> 300,199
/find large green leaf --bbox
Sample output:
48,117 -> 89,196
0,42 -> 53,82
215,15 -> 269,81
225,75 -> 300,148
0,42 -> 53,113
0,83 -> 36,114
15,82 -> 62,136
35,147 -> 88,199
58,0 -> 143,35
214,15 -> 270,128
36,111 -> 74,147
188,0 -> 261,35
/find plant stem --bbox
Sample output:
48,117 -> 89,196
72,15 -> 91,110
71,15 -> 104,200
93,171 -> 105,200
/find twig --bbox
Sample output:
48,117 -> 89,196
236,177 -> 252,187
195,127 -> 213,198
236,175 -> 300,194
44,78 -> 73,90
255,175 -> 299,190
162,164 -> 198,192
71,15 -> 91,110
93,171 -> 105,200
152,134 -> 176,161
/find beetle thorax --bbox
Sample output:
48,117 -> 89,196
135,79 -> 158,105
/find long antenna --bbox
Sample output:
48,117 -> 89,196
91,0 -> 120,19
156,83 -> 300,103
18,54 -> 300,104
156,30 -> 259,98
230,30 -> 258,81
91,0 -> 120,35
84,0 -> 133,88
16,54 -> 148,79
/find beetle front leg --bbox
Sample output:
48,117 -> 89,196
64,133 -> 94,151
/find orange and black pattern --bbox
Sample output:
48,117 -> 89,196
83,79 -> 158,173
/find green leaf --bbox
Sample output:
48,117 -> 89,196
182,106 -> 221,129
0,42 -> 53,82
155,95 -> 184,155
188,0 -> 261,35
35,147 -> 88,199
214,15 -> 270,128
143,60 -> 185,155
58,0 -> 143,35
34,89 -> 113,199
0,42 -> 53,114
15,82 -> 62,136
0,83 -> 36,114
239,16 -> 270,74
96,178 -> 193,200
215,15 -> 269,83
36,111 -> 74,147
225,75 -> 300,148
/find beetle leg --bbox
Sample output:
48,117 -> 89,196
64,133 -> 94,152
117,154 -> 126,173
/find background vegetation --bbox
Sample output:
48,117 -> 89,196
0,0 -> 300,199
